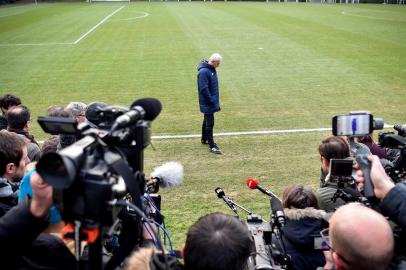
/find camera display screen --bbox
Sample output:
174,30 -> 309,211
37,116 -> 77,135
333,114 -> 372,136
330,159 -> 353,177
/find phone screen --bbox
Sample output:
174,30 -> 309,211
333,114 -> 372,136
314,236 -> 330,250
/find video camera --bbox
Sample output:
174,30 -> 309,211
36,98 -> 163,269
378,125 -> 406,181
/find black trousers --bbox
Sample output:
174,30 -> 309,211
201,113 -> 215,144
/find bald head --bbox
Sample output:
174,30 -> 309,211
329,204 -> 394,270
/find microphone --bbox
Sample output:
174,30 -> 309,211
214,187 -> 237,213
112,98 -> 162,130
246,178 -> 285,227
246,178 -> 278,198
130,98 -> 162,122
147,162 -> 183,193
271,196 -> 285,227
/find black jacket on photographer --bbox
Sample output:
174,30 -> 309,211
281,207 -> 326,270
381,182 -> 406,230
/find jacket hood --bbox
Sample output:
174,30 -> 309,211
197,60 -> 212,71
282,208 -> 326,248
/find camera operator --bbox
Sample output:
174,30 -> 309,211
125,212 -> 252,270
280,184 -> 326,270
328,203 -> 394,270
317,136 -> 352,212
356,155 -> 406,229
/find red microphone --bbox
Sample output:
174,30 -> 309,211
246,178 -> 277,197
246,178 -> 285,227
246,178 -> 258,189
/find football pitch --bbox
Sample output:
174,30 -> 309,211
1,2 -> 405,247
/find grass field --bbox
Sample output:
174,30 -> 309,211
1,2 -> 405,249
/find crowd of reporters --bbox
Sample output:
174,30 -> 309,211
0,92 -> 405,270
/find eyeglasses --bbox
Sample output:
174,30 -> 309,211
321,228 -> 351,266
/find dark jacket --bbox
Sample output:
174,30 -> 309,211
281,208 -> 326,270
0,200 -> 49,267
0,177 -> 19,218
20,233 -> 76,270
7,128 -> 41,162
197,60 -> 220,114
0,115 -> 7,130
381,182 -> 406,230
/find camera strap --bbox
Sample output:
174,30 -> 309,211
104,151 -> 143,209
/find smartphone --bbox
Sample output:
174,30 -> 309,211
314,235 -> 330,250
332,114 -> 373,136
37,116 -> 78,135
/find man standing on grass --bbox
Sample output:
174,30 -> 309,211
197,53 -> 222,154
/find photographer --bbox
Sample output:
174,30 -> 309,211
281,184 -> 326,270
356,155 -> 406,229
328,203 -> 394,270
317,136 -> 352,212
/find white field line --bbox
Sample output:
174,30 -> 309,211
0,6 -> 151,47
154,127 -> 332,140
111,11 -> 149,21
73,5 -> 125,44
36,124 -> 394,144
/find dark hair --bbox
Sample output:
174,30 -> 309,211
6,105 -> 30,130
0,131 -> 25,176
318,136 -> 350,162
183,212 -> 252,270
46,105 -> 69,117
282,184 -> 319,209
41,135 -> 59,157
0,94 -> 21,111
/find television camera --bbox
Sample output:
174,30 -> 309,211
35,98 -> 178,269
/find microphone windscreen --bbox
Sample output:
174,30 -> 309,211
246,178 -> 258,189
150,161 -> 183,188
131,98 -> 162,121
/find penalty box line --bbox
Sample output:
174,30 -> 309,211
0,5 -> 125,47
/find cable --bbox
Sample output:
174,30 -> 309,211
113,199 -> 170,270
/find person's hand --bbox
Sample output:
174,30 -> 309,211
356,155 -> 394,200
29,172 -> 53,218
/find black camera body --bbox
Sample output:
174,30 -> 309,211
378,125 -> 406,182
